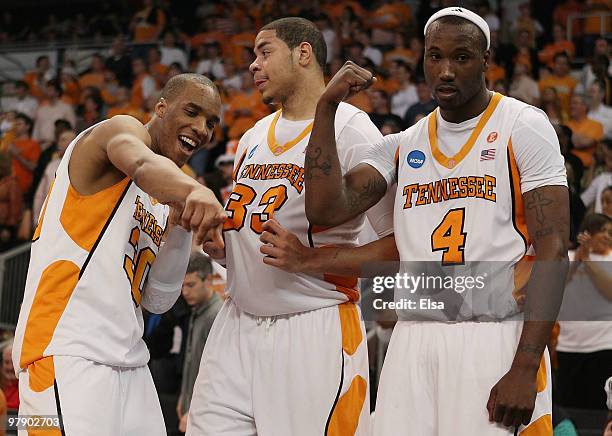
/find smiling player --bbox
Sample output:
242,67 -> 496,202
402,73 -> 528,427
13,73 -> 226,435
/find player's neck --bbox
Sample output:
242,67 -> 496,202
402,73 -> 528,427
281,80 -> 326,121
145,119 -> 161,154
439,89 -> 492,124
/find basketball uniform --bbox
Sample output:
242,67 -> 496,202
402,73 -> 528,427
363,93 -> 567,435
187,103 -> 394,436
13,122 -> 168,435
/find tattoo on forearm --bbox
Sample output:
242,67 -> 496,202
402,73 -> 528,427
535,226 -> 553,239
305,146 -> 332,180
525,191 -> 553,225
346,176 -> 387,212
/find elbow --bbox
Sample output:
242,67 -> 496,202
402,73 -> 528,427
305,204 -> 343,227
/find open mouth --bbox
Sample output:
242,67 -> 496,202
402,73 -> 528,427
178,135 -> 198,154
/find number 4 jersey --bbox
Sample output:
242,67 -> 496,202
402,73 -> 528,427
224,103 -> 394,316
13,122 -> 168,372
364,93 -> 567,321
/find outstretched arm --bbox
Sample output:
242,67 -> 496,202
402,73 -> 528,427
305,62 -> 388,227
70,115 -> 226,245
259,219 -> 398,277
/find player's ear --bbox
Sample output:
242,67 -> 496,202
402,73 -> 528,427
482,49 -> 490,72
155,97 -> 167,118
297,42 -> 314,67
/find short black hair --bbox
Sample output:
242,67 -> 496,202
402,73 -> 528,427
579,213 -> 612,235
46,79 -> 63,96
428,15 -> 488,52
15,112 -> 34,134
186,252 -> 212,280
261,17 -> 327,70
160,73 -> 219,102
54,118 -> 73,133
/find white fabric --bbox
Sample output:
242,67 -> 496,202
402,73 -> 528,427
187,298 -> 370,436
13,122 -> 169,371
588,104 -> 612,140
581,172 -> 612,213
373,322 -> 552,435
224,103 -> 393,316
5,96 -> 38,119
424,6 -> 491,49
364,96 -> 567,194
363,94 -> 567,321
160,46 -> 188,69
557,250 -> 612,353
18,356 -> 165,436
196,59 -> 225,80
391,84 -> 418,118
141,225 -> 192,314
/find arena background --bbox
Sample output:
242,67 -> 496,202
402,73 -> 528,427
0,0 -> 610,434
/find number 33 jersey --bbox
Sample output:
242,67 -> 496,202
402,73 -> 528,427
224,103 -> 394,316
364,94 -> 567,320
13,122 -> 169,372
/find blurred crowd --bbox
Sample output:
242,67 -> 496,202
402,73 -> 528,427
0,0 -> 610,433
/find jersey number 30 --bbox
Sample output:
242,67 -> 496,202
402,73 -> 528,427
224,183 -> 288,233
431,208 -> 467,265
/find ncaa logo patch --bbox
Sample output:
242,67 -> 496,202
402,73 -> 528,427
407,150 -> 426,168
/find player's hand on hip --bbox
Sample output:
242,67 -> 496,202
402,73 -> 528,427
259,219 -> 311,273
320,61 -> 376,105
181,186 -> 227,245
487,366 -> 538,429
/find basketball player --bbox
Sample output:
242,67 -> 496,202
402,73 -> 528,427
303,7 -> 569,436
12,73 -> 226,435
186,18 -> 395,435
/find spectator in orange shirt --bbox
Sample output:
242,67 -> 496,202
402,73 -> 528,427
130,58 -> 158,110
76,94 -> 104,132
100,69 -> 121,106
23,55 -> 54,101
224,70 -> 270,140
0,152 -> 22,252
130,0 -> 166,43
60,65 -> 81,106
538,23 -> 575,68
230,16 -> 257,67
6,113 -> 39,195
486,48 -> 506,89
79,53 -> 106,91
107,87 -> 147,122
539,52 -> 578,114
567,93 -> 605,167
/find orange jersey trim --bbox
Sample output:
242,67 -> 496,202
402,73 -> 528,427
267,110 -> 314,156
428,92 -> 503,169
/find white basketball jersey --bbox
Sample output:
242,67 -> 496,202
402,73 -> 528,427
13,122 -> 169,372
393,94 -> 535,320
224,103 -> 383,316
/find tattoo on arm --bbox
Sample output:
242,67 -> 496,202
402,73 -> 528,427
305,146 -> 332,180
525,190 -> 553,225
346,175 -> 387,213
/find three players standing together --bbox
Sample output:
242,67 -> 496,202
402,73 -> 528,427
14,6 -> 569,436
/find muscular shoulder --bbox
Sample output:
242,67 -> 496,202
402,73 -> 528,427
86,115 -> 150,146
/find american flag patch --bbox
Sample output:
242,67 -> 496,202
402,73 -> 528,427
480,149 -> 496,161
